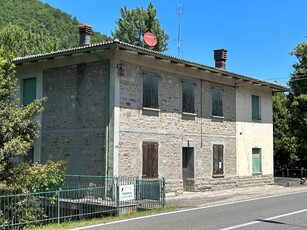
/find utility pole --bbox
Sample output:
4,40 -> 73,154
177,2 -> 182,57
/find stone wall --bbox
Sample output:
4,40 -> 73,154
118,61 -> 238,192
41,61 -> 106,175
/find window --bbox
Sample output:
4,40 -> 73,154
143,72 -> 159,109
142,142 -> 159,178
252,95 -> 261,120
213,144 -> 224,175
252,148 -> 262,174
23,78 -> 36,105
212,86 -> 223,116
182,81 -> 195,113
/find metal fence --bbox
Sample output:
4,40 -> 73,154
274,167 -> 307,178
0,176 -> 165,229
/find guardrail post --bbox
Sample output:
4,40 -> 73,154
116,177 -> 120,216
282,168 -> 284,177
57,191 -> 60,225
162,178 -> 166,208
136,178 -> 139,204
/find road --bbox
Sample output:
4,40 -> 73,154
74,190 -> 307,230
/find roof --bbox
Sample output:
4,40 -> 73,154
13,39 -> 288,92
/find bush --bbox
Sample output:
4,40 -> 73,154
0,160 -> 67,229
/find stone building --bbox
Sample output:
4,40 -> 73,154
14,25 -> 287,193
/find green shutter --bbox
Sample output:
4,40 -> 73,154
182,81 -> 195,113
252,95 -> 260,120
212,87 -> 223,116
252,148 -> 261,173
23,78 -> 36,105
143,72 -> 159,108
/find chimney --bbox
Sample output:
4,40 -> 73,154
214,49 -> 228,70
79,24 -> 92,46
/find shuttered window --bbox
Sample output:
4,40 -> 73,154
182,81 -> 195,113
213,144 -> 224,175
142,142 -> 159,178
212,87 -> 223,116
252,148 -> 261,174
23,78 -> 36,105
143,72 -> 159,108
252,95 -> 261,120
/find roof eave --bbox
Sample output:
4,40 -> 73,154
13,40 -> 289,92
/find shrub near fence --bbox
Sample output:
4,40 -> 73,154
0,176 -> 165,229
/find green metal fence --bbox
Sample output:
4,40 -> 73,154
0,176 -> 165,229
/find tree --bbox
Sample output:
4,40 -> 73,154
0,0 -> 109,50
273,92 -> 297,167
0,49 -> 66,193
112,2 -> 169,52
287,41 -> 307,167
0,23 -> 59,57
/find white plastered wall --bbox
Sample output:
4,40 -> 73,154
236,83 -> 273,176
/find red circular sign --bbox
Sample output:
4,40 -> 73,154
144,32 -> 157,47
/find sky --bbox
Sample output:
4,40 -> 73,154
41,0 -> 307,86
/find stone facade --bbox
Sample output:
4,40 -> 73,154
15,42 -> 279,193
118,61 -> 238,193
41,61 -> 106,175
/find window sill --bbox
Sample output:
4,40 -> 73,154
252,172 -> 262,176
182,112 -> 197,116
212,115 -> 224,119
142,107 -> 160,112
212,174 -> 224,178
252,119 -> 262,122
182,112 -> 197,120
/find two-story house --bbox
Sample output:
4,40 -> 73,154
14,25 -> 287,193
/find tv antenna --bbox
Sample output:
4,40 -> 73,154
177,2 -> 182,57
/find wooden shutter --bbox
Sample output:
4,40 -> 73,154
152,143 -> 159,177
23,78 -> 36,105
252,148 -> 261,173
213,145 -> 224,175
142,142 -> 159,178
143,73 -> 159,108
142,143 -> 149,178
212,87 -> 223,116
252,95 -> 260,120
182,81 -> 195,113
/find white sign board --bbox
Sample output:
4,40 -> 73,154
118,184 -> 135,202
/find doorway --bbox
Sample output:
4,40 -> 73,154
182,147 -> 194,191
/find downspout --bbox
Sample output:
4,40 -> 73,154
93,52 -> 110,179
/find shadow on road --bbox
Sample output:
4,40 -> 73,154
256,219 -> 307,229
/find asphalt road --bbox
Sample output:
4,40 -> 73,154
74,190 -> 307,230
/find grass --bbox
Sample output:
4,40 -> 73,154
25,206 -> 182,230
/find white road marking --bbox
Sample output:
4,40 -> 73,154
220,208 -> 307,230
72,190 -> 307,230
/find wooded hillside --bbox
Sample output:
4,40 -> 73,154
0,0 -> 109,51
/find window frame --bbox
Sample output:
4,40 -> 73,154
142,72 -> 159,109
212,86 -> 224,117
252,148 -> 262,174
251,95 -> 261,120
182,80 -> 196,114
212,144 -> 224,176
